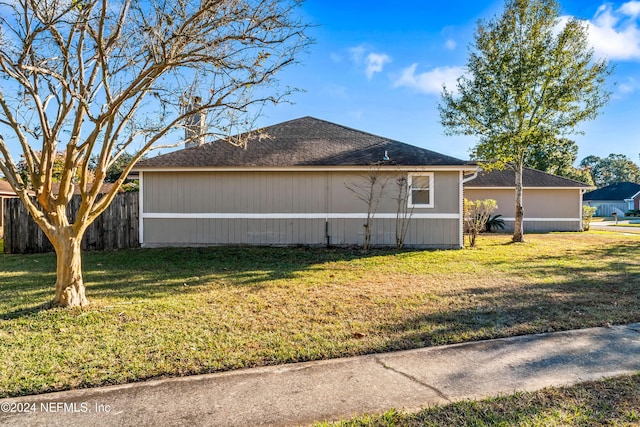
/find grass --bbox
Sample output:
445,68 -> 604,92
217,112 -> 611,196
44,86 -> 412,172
316,373 -> 640,427
614,222 -> 640,227
0,232 -> 639,398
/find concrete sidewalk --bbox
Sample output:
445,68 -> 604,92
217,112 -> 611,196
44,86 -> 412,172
2,324 -> 640,427
591,221 -> 640,233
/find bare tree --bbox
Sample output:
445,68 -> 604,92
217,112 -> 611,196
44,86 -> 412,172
345,167 -> 388,251
394,176 -> 413,250
0,0 -> 310,307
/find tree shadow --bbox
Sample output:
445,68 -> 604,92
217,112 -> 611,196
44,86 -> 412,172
372,260 -> 639,355
409,374 -> 640,425
0,245 -> 409,316
0,301 -> 54,320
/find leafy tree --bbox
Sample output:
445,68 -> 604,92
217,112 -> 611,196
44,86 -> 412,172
527,138 -> 593,185
89,152 -> 138,183
439,0 -> 611,242
579,154 -> 640,187
17,151 -> 94,187
0,0 -> 310,307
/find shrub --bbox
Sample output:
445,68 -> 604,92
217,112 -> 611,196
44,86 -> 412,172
582,205 -> 597,231
484,214 -> 506,232
464,199 -> 498,247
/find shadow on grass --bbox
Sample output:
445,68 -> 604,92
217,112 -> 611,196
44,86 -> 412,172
374,263 -> 639,354
365,374 -> 640,427
1,237 -> 638,329
0,302 -> 53,320
0,246 -> 399,316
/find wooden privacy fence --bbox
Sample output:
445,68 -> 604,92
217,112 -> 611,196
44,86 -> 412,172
3,192 -> 139,254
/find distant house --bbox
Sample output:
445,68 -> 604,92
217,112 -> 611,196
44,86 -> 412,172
134,116 -> 479,249
464,168 -> 593,232
583,182 -> 640,216
0,180 -> 18,238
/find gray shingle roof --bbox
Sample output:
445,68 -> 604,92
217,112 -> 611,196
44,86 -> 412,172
583,182 -> 640,201
136,116 -> 469,168
465,168 -> 592,188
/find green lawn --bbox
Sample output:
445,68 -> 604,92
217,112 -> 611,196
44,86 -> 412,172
317,374 -> 640,427
0,232 -> 639,399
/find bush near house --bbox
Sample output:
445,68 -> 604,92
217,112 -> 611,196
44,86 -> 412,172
484,214 -> 506,232
582,205 -> 597,231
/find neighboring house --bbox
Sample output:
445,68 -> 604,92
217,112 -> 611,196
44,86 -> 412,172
0,180 -> 18,238
464,168 -> 593,232
134,116 -> 479,249
583,182 -> 640,216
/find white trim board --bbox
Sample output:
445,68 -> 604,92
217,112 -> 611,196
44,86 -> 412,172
499,217 -> 581,222
465,187 -> 588,190
143,212 -> 461,220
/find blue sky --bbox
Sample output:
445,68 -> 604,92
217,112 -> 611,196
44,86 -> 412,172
254,0 -> 640,165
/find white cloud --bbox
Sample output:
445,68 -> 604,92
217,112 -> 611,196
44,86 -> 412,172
445,39 -> 457,50
349,45 -> 366,64
620,1 -> 640,18
393,64 -> 465,95
365,53 -> 391,80
348,45 -> 391,79
569,2 -> 640,60
619,77 -> 639,95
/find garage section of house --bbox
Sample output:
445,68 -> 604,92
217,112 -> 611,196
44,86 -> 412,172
134,117 -> 478,249
464,168 -> 593,232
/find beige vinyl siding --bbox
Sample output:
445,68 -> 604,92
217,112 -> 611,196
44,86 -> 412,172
143,217 -> 460,248
464,188 -> 583,232
142,170 -> 462,248
144,170 -> 461,215
144,218 -> 327,246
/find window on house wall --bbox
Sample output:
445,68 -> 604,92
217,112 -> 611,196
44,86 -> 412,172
409,173 -> 434,208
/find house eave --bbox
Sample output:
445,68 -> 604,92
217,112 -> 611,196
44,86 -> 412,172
132,165 -> 479,173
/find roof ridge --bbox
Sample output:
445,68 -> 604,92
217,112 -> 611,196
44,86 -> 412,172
523,167 -> 594,186
135,116 -> 469,168
293,116 -> 453,155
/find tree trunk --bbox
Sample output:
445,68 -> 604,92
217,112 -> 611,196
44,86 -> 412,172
52,235 -> 89,307
513,163 -> 525,243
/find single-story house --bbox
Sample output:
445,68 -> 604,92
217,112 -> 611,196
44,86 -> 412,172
0,179 -> 18,237
582,182 -> 640,216
134,116 -> 479,249
464,168 -> 593,232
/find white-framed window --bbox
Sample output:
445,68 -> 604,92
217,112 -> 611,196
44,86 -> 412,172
408,173 -> 434,208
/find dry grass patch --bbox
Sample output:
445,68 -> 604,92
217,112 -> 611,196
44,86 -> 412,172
0,232 -> 639,397
319,374 -> 640,426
